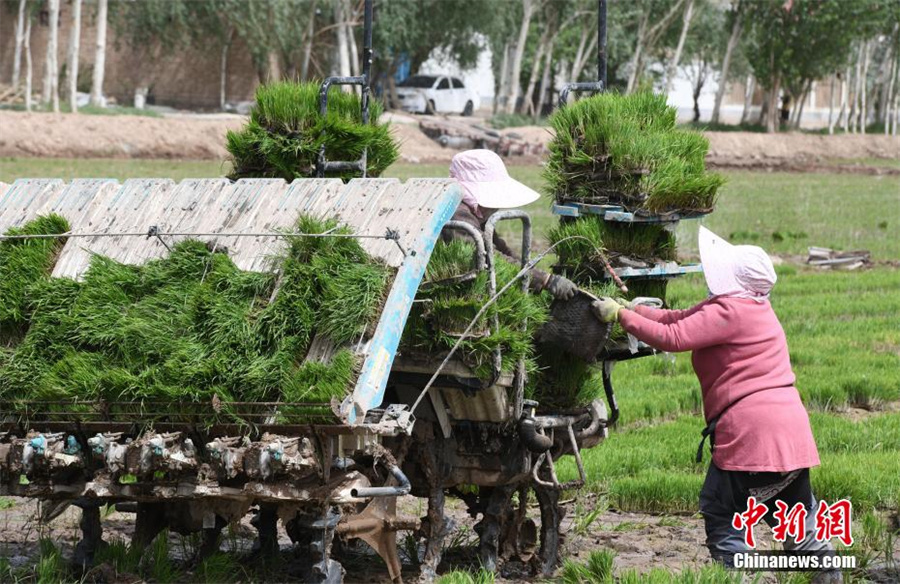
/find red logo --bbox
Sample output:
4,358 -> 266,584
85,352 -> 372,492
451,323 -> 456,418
732,496 -> 768,548
815,499 -> 854,546
733,498 -> 854,548
772,500 -> 808,544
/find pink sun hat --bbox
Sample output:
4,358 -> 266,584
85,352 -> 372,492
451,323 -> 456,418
699,226 -> 777,298
449,149 -> 541,210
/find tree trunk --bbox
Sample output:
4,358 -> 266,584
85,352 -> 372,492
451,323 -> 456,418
692,74 -> 703,122
535,38 -> 555,119
794,79 -> 811,129
571,34 -> 597,86
268,51 -> 282,82
630,0 -> 685,93
67,0 -> 82,113
570,24 -> 589,81
12,0 -> 27,87
765,76 -> 780,133
860,40 -> 871,134
827,74 -> 836,134
886,36 -> 898,135
48,0 -> 60,112
877,37 -> 893,125
300,0 -> 317,81
89,0 -> 108,107
840,66 -> 850,132
24,14 -> 32,112
506,0 -> 537,115
757,89 -> 769,126
334,0 -> 351,85
626,11 -> 650,93
711,3 -> 743,125
893,89 -> 899,136
520,38 -> 547,115
386,65 -> 399,110
219,28 -> 234,110
347,0 -> 360,78
495,42 -> 512,114
740,75 -> 754,124
850,43 -> 863,132
664,0 -> 694,94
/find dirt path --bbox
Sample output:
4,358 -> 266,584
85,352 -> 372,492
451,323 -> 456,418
1,111 -> 898,173
4,492 -> 896,582
0,495 -> 712,581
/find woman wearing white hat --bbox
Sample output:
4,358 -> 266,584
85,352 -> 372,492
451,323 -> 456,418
447,149 -> 578,299
593,227 -> 836,573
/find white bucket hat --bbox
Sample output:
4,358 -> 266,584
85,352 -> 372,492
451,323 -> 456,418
449,149 -> 541,210
699,226 -> 777,298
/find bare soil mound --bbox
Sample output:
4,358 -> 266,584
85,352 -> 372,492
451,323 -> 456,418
0,111 -> 243,159
0,111 -> 898,173
706,131 -> 900,171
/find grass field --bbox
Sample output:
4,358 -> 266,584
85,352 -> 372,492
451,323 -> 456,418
1,157 -> 899,580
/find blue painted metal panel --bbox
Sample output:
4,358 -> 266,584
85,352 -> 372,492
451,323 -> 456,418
550,203 -> 580,217
552,201 -> 711,223
611,263 -> 703,279
343,183 -> 463,424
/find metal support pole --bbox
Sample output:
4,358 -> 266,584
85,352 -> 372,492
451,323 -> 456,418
598,0 -> 607,92
361,0 -> 373,126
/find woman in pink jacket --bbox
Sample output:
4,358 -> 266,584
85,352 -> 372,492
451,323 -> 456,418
593,227 -> 836,572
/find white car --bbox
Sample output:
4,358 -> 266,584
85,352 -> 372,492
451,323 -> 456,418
395,75 -> 480,116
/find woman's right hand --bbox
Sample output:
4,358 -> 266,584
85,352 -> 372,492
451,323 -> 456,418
591,297 -> 621,323
616,297 -> 635,310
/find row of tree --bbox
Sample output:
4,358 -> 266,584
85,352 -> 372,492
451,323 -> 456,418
5,0 -> 106,112
3,0 -> 900,134
487,0 -> 900,134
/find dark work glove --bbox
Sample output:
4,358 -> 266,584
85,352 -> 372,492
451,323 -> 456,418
545,274 -> 579,300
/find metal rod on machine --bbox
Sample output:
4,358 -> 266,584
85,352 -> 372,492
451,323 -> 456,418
558,1 -> 608,107
598,0 -> 607,91
315,0 -> 374,178
361,0 -> 373,126
351,461 -> 411,498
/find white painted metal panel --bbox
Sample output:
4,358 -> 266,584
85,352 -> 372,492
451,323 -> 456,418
1,177 -> 460,277
0,179 -> 67,231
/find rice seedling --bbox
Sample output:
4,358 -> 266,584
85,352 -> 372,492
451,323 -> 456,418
550,217 -> 677,275
560,549 -> 615,583
196,552 -> 247,584
0,215 -> 392,420
436,568 -> 495,584
35,538 -> 68,584
532,348 -> 603,408
401,239 -> 549,380
227,81 -> 398,182
144,532 -> 177,584
545,91 -> 723,213
92,537 -> 142,576
0,214 -> 69,344
616,564 -> 748,583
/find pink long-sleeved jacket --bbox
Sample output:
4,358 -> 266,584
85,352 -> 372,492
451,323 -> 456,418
619,297 -> 820,472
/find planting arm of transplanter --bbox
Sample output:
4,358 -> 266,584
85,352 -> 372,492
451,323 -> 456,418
408,233 -> 624,415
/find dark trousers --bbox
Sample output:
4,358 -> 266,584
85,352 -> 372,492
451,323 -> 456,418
699,463 -> 834,566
